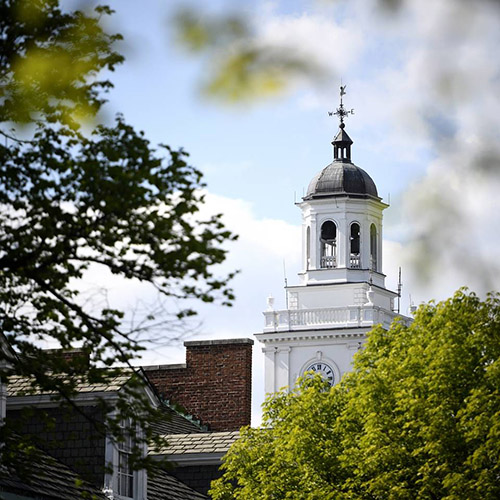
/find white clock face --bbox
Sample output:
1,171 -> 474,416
305,362 -> 335,386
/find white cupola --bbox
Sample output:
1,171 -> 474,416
298,121 -> 387,289
256,86 -> 410,395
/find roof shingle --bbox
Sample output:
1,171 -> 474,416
148,467 -> 208,500
0,446 -> 106,500
6,370 -> 134,397
151,431 -> 239,456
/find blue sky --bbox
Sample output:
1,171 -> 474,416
83,0 -> 500,423
104,0 -> 425,221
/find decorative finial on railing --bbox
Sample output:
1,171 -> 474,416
328,84 -> 354,128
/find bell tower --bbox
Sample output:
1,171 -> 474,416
256,87 -> 409,394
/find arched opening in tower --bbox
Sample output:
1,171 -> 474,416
350,223 -> 361,268
320,221 -> 337,268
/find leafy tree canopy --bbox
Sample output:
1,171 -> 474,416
0,0 -> 235,479
211,290 -> 500,500
0,0 -> 123,127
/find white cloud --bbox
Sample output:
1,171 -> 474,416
76,191 -> 301,335
202,192 -> 301,259
256,9 -> 364,76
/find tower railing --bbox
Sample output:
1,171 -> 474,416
349,253 -> 361,268
320,255 -> 337,268
263,305 -> 409,333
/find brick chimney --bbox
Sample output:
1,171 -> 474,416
44,348 -> 90,368
143,339 -> 253,431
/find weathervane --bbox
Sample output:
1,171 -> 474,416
328,85 -> 354,128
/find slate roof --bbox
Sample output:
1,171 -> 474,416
4,361 -> 214,500
148,467 -> 208,500
0,444 -> 209,500
0,446 -> 106,500
151,431 -> 240,456
6,369 -> 136,397
152,405 -> 205,435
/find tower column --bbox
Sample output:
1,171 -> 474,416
361,219 -> 370,269
378,222 -> 383,272
337,215 -> 347,268
309,214 -> 318,269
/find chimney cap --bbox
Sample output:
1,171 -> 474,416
184,338 -> 254,347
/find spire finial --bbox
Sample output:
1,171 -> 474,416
328,84 -> 354,162
328,84 -> 354,128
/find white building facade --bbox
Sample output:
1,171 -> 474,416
256,96 -> 409,394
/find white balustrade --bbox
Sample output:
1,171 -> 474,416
320,255 -> 337,268
263,305 -> 407,332
349,253 -> 361,268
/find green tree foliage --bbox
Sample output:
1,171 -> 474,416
0,0 -> 235,481
211,290 -> 500,499
172,8 -> 323,103
0,0 -> 123,127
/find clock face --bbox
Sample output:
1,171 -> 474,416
305,362 -> 335,386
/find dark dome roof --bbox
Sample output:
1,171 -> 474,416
305,161 -> 379,199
